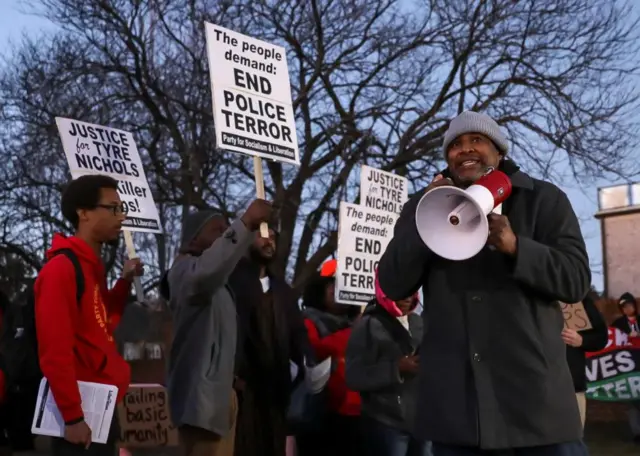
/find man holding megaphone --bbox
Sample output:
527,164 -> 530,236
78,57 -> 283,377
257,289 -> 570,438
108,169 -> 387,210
378,111 -> 590,456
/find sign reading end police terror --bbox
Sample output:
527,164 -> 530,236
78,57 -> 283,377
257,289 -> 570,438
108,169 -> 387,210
335,202 -> 398,305
205,23 -> 300,165
55,117 -> 162,234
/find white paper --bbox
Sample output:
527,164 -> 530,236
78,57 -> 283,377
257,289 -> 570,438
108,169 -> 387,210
289,360 -> 299,381
305,357 -> 332,394
31,378 -> 118,444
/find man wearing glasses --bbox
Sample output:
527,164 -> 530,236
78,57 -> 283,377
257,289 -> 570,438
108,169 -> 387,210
35,174 -> 143,455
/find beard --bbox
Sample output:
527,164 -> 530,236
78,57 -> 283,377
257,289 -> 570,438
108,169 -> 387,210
249,247 -> 274,265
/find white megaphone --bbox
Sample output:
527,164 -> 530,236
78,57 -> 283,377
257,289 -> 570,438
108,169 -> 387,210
415,168 -> 512,261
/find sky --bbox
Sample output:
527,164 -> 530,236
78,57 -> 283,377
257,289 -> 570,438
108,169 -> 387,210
0,1 -> 637,293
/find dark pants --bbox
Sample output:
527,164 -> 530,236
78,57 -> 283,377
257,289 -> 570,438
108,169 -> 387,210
363,416 -> 433,456
51,417 -> 119,456
432,441 -> 588,456
296,413 -> 363,456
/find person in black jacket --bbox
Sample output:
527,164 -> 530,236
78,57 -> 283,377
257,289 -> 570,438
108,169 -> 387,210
612,292 -> 640,337
611,292 -> 640,444
378,111 -> 590,455
562,293 -> 608,428
346,275 -> 431,456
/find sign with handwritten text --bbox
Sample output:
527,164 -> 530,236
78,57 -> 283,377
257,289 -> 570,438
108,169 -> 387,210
55,117 -> 162,234
117,384 -> 177,448
560,301 -> 593,331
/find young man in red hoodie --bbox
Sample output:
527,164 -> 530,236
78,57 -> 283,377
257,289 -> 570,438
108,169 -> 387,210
35,174 -> 142,455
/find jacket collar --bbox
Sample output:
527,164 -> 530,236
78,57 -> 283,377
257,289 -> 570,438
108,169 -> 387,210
510,170 -> 534,190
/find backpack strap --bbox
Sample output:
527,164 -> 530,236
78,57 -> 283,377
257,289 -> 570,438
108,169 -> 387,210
53,249 -> 85,305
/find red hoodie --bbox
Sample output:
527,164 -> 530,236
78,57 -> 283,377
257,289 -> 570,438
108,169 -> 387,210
35,234 -> 131,423
304,320 -> 361,416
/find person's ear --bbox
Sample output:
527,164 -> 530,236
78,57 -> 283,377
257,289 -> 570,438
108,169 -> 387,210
77,208 -> 90,224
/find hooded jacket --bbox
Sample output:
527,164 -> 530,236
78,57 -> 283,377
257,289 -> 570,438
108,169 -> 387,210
303,263 -> 361,416
612,292 -> 639,335
35,234 -> 131,423
165,218 -> 254,436
345,279 -> 422,432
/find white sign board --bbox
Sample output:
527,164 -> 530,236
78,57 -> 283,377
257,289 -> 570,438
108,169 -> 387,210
335,202 -> 398,306
205,23 -> 299,165
55,117 -> 162,234
360,165 -> 408,215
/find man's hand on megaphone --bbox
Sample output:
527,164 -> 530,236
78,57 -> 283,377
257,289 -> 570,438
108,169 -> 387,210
487,214 -> 517,256
426,174 -> 454,192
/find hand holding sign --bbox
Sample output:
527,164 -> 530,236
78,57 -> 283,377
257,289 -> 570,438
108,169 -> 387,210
561,328 -> 583,348
122,258 -> 144,281
241,198 -> 273,232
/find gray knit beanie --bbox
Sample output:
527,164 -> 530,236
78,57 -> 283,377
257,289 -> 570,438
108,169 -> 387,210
180,210 -> 223,248
442,111 -> 509,156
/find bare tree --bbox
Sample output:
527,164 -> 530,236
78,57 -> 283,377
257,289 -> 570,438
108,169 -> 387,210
0,0 -> 638,294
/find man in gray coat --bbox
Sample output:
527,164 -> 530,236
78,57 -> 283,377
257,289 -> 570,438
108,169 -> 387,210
164,200 -> 272,456
378,111 -> 590,455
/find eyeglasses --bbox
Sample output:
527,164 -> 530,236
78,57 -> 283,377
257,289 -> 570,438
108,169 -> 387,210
96,203 -> 128,216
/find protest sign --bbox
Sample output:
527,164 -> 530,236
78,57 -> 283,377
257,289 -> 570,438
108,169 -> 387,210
335,202 -> 398,305
360,165 -> 408,215
586,328 -> 640,402
559,301 -> 593,331
55,118 -> 161,234
118,384 -> 178,448
205,22 -> 299,165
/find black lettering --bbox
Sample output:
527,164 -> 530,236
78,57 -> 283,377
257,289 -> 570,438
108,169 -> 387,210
245,116 -> 257,134
355,237 -> 381,255
234,112 -> 245,131
282,126 -> 292,143
224,90 -> 234,107
108,130 -> 120,144
257,119 -> 268,136
221,109 -> 233,127
111,145 -> 123,160
95,127 -> 108,142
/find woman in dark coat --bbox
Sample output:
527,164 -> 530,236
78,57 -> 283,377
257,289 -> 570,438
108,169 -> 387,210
562,292 -> 608,428
611,292 -> 640,444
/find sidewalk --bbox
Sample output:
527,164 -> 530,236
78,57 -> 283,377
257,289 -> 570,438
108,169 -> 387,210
11,429 -> 640,456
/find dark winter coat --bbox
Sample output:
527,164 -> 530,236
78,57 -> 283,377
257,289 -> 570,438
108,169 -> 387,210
345,302 -> 423,433
378,165 -> 590,450
612,315 -> 640,335
566,295 -> 608,393
227,258 -> 313,407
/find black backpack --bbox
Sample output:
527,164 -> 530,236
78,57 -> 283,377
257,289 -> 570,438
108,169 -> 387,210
0,249 -> 85,393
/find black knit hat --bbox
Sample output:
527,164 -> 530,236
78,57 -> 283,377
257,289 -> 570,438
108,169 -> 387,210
618,292 -> 636,307
180,210 -> 223,248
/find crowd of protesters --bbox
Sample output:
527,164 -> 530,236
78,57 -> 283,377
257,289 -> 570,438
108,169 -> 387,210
0,111 -> 638,456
